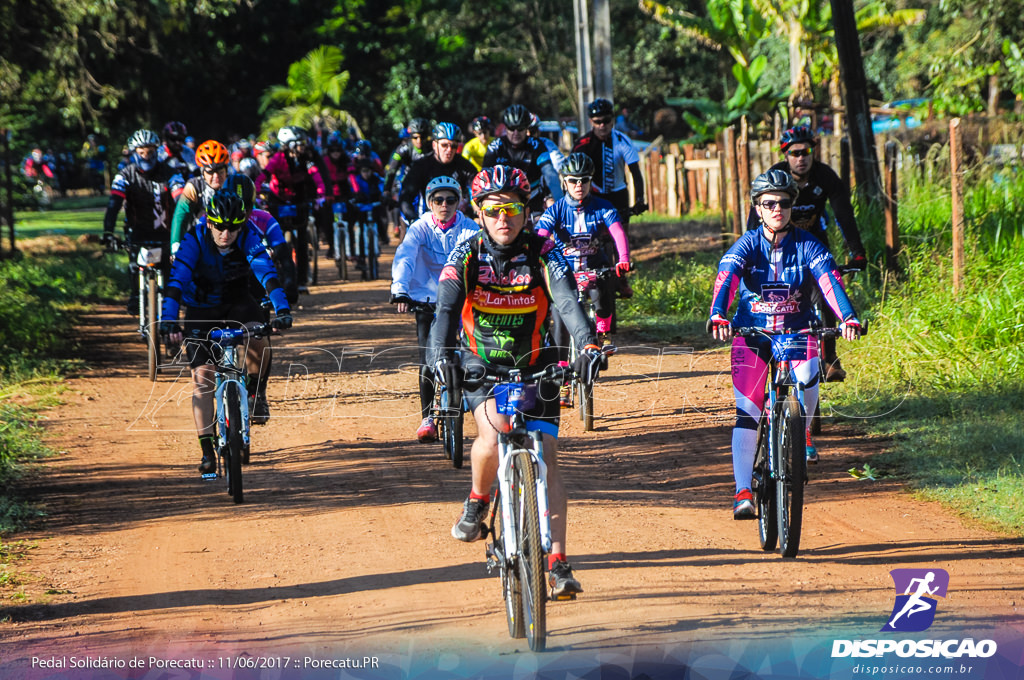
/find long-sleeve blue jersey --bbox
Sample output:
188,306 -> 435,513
162,219 -> 289,322
710,227 -> 856,332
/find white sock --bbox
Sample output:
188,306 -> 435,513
732,427 -> 758,492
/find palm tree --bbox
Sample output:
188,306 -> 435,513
259,45 -> 362,138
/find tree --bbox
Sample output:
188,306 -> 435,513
259,46 -> 360,139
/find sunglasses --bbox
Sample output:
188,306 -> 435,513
787,149 -> 812,157
411,134 -> 425,140
480,202 -> 525,218
435,141 -> 457,150
591,117 -> 613,126
506,126 -> 529,133
564,176 -> 591,185
759,199 -> 793,211
202,164 -> 228,175
430,195 -> 459,206
208,218 -> 245,232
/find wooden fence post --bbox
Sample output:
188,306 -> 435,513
883,141 -> 901,273
950,118 -> 965,293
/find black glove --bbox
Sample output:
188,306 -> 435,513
630,201 -> 648,216
271,310 -> 293,330
158,321 -> 181,337
573,345 -> 602,384
390,293 -> 413,306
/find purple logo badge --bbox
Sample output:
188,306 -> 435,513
881,568 -> 949,632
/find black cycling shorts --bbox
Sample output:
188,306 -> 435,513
460,352 -> 562,436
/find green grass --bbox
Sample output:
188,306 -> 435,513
14,202 -> 105,239
0,234 -> 124,533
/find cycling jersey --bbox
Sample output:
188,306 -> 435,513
162,218 -> 288,318
538,136 -> 566,173
104,161 -> 179,242
427,231 -> 596,369
170,176 -> 218,247
384,139 -> 429,194
391,211 -> 479,303
572,129 -> 639,195
158,144 -> 198,188
461,136 -> 491,171
258,151 -> 325,205
710,227 -> 856,332
482,137 -> 563,211
398,153 -> 477,222
535,195 -> 629,271
745,160 -> 866,259
322,154 -> 350,201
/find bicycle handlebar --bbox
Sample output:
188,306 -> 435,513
731,322 -> 868,339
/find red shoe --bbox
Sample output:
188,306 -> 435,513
416,417 -> 438,443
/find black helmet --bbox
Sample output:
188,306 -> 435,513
162,121 -> 188,143
587,98 -> 614,118
206,189 -> 248,229
407,118 -> 431,136
750,169 -> 798,204
559,152 -> 595,178
223,174 -> 255,214
779,125 -> 816,152
470,116 -> 492,134
502,104 -> 531,130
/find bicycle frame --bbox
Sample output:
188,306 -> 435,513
331,201 -> 350,262
134,244 -> 164,339
210,338 -> 251,458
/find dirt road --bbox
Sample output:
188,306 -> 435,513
2,238 -> 1023,678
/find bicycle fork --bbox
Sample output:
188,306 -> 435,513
486,432 -> 553,569
214,375 -> 251,468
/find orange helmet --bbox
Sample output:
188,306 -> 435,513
195,140 -> 229,169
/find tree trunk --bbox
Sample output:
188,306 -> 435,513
830,0 -> 883,203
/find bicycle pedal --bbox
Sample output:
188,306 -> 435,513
200,473 -> 218,481
550,590 -> 577,602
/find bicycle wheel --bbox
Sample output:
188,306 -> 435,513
809,399 -> 822,435
578,378 -> 594,431
494,493 -> 525,639
513,449 -> 546,652
307,221 -> 319,285
335,223 -> 348,280
777,395 -> 806,557
367,228 -> 379,281
146,276 -> 160,382
439,386 -> 464,468
225,383 -> 245,504
753,411 -> 777,551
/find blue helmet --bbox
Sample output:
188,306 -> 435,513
432,122 -> 461,142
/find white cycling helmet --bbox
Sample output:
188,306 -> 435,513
276,126 -> 306,149
426,175 -> 462,201
127,129 -> 160,151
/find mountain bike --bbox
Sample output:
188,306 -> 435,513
278,202 -> 315,291
462,362 -> 569,652
185,322 -> 279,504
809,262 -> 863,435
736,325 -> 861,558
331,200 -> 349,280
565,266 -> 618,431
107,236 -> 166,382
349,200 -> 381,280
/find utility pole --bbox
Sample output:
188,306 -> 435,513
592,0 -> 613,102
830,0 -> 883,203
572,0 -> 595,134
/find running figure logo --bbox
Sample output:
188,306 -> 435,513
881,568 -> 949,632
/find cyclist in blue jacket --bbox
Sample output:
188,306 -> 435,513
160,189 -> 293,475
709,169 -> 861,518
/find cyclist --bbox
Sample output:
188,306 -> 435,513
321,131 -> 351,255
258,125 -> 326,293
399,122 -> 477,224
101,129 -> 179,313
745,124 -> 868,383
158,121 -> 198,190
528,113 -> 566,173
384,118 -> 432,196
483,105 -> 563,215
709,169 -> 861,518
572,98 -> 647,238
535,152 -> 630,403
426,165 -> 602,597
170,139 -> 230,252
160,189 -> 293,474
22,148 -> 56,183
461,116 -> 493,171
390,175 -> 480,442
351,139 -> 385,175
347,158 -> 389,263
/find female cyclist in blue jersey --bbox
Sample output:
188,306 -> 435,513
709,169 -> 861,519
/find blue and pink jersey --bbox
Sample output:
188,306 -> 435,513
710,227 -> 855,332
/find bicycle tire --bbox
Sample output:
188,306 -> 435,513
810,399 -> 822,435
449,409 -> 464,469
368,227 -> 379,281
578,378 -> 594,431
754,411 -> 778,551
495,494 -> 525,639
514,450 -> 546,652
439,385 -> 464,468
335,223 -> 348,281
777,395 -> 806,557
146,276 -> 160,382
225,383 -> 245,504
307,222 -> 319,285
